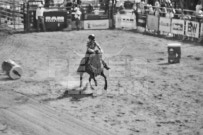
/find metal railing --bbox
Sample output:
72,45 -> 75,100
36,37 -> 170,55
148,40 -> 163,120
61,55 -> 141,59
0,0 -> 24,32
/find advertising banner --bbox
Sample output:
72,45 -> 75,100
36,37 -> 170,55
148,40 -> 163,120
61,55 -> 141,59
28,0 -> 44,10
84,20 -> 109,29
171,19 -> 185,35
115,13 -> 136,29
147,15 -> 159,31
120,14 -> 136,29
159,17 -> 171,33
137,14 -> 146,28
44,11 -> 67,31
53,0 -> 64,4
185,21 -> 200,38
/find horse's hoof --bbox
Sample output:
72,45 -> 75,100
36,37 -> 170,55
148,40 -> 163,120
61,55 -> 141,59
104,87 -> 107,90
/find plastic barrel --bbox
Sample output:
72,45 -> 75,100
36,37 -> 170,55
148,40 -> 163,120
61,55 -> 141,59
2,60 -> 23,80
167,43 -> 181,64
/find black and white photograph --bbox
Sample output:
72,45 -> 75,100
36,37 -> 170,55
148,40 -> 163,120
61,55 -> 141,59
0,0 -> 203,134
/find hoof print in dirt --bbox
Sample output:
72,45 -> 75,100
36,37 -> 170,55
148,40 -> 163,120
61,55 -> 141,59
194,57 -> 201,61
0,122 -> 7,131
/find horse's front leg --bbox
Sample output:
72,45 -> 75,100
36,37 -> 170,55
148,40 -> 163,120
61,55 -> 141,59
80,73 -> 83,87
89,74 -> 94,90
101,71 -> 107,90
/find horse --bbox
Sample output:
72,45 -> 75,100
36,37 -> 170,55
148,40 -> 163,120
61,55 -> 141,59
77,50 -> 107,90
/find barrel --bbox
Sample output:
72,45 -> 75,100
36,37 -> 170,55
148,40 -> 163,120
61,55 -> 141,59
1,60 -> 23,80
167,43 -> 181,64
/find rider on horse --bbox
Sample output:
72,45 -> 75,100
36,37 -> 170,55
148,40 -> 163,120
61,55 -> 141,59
85,34 -> 110,70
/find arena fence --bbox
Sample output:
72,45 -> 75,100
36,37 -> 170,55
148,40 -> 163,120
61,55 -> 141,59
0,0 -> 25,32
114,6 -> 203,43
145,15 -> 203,42
1,1 -> 202,43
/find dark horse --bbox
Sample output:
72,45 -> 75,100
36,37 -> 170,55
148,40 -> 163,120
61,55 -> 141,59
77,50 -> 107,90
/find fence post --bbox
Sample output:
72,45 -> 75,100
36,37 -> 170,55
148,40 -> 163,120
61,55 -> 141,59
157,15 -> 160,36
198,22 -> 203,42
27,3 -> 30,32
111,0 -> 115,29
23,2 -> 28,32
0,1 -> 1,26
0,6 -> 1,25
13,0 -> 16,30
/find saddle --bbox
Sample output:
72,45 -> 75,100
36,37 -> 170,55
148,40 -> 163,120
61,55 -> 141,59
77,51 -> 103,75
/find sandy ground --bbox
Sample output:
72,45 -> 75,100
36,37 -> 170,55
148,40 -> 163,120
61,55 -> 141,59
0,30 -> 203,135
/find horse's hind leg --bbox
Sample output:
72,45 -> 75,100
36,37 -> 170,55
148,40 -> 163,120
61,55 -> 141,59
101,71 -> 107,90
92,74 -> 97,86
80,73 -> 83,87
89,75 -> 94,90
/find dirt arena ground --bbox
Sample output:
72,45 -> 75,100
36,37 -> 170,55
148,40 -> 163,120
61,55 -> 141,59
0,30 -> 203,135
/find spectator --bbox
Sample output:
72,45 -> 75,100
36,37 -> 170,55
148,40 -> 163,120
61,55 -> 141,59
116,0 -> 121,13
140,0 -> 145,14
154,7 -> 161,16
160,7 -> 167,17
148,0 -> 153,5
66,1 -> 73,11
154,0 -> 160,8
36,3 -> 46,32
71,4 -> 76,20
167,0 -> 173,8
154,0 -> 160,16
169,10 -> 175,18
75,8 -> 82,30
87,3 -> 93,13
73,4 -> 79,11
132,1 -> 137,10
132,3 -> 141,27
174,8 -> 182,19
148,5 -> 154,15
166,9 -> 174,18
119,2 -> 125,12
165,10 -> 170,18
161,0 -> 167,8
45,0 -> 55,7
105,0 -> 109,14
195,1 -> 203,15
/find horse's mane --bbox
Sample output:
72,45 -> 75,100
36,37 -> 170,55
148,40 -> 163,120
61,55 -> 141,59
88,52 -> 103,75
89,53 -> 103,69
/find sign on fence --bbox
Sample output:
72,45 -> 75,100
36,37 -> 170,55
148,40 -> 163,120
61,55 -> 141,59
28,0 -> 44,10
115,14 -> 121,28
137,14 -> 146,28
120,14 -> 136,29
159,17 -> 171,33
185,21 -> 200,38
200,23 -> 203,37
53,0 -> 64,4
115,13 -> 136,29
171,19 -> 185,35
44,11 -> 67,31
147,15 -> 159,31
84,20 -> 109,29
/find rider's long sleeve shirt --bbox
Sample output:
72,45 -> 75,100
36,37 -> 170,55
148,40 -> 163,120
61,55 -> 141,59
86,40 -> 103,54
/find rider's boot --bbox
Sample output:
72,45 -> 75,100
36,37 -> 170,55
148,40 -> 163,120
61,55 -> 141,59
102,60 -> 110,70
